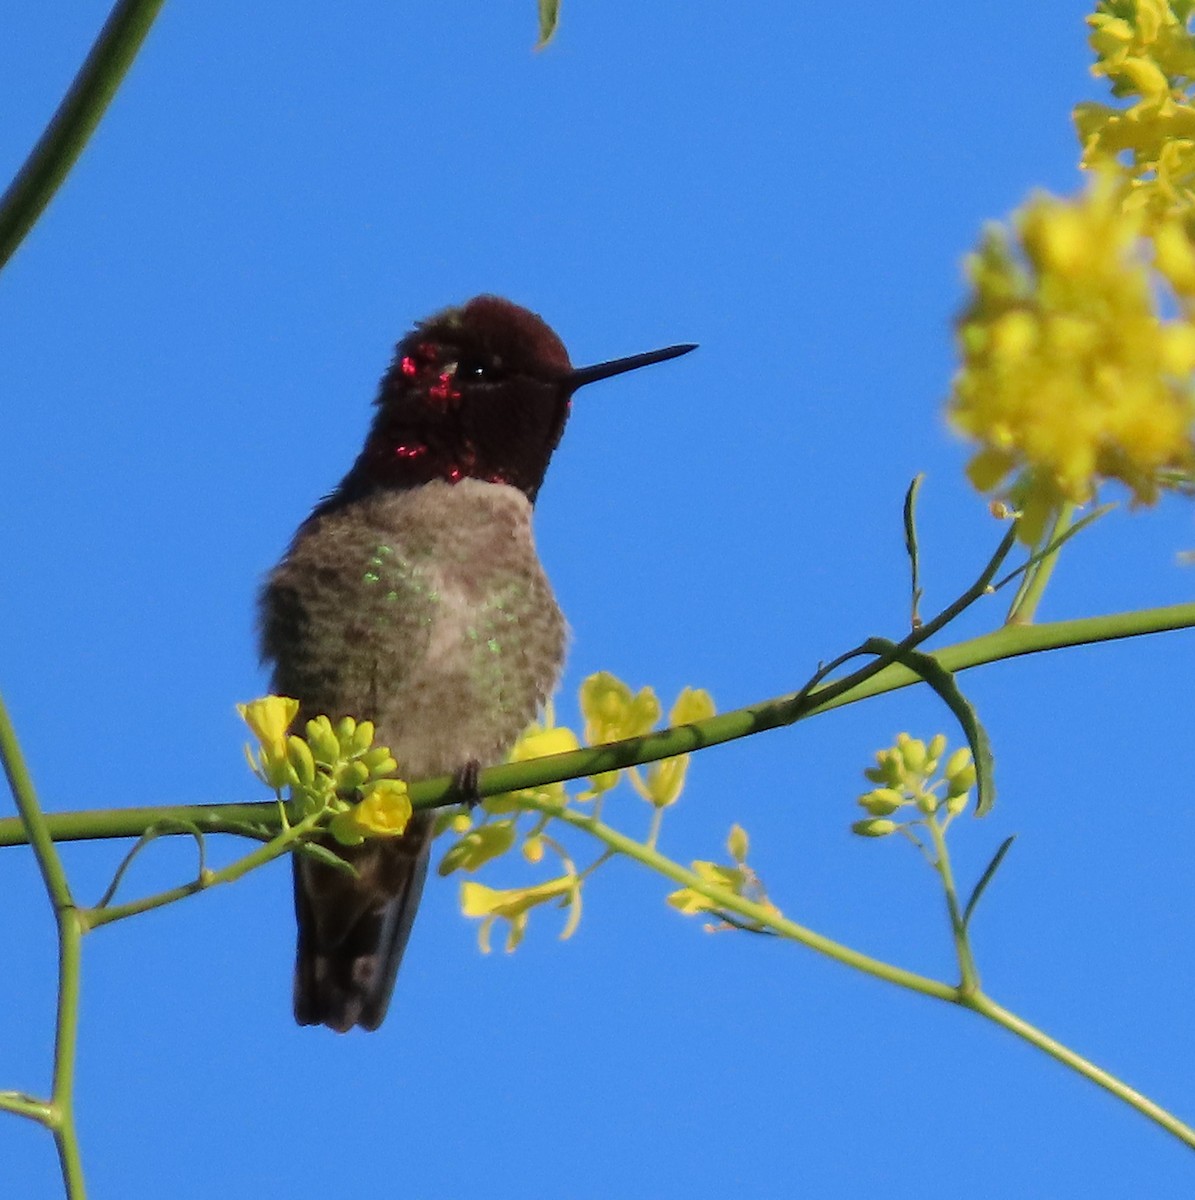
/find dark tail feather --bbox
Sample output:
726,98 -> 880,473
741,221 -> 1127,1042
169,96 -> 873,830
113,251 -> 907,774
293,816 -> 433,1032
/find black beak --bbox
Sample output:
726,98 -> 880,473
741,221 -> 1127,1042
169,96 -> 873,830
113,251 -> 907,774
563,343 -> 697,392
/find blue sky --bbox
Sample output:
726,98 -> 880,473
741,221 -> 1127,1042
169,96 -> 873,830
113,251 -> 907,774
2,1 -> 1194,1195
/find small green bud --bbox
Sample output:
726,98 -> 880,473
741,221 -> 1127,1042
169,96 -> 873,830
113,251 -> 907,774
946,762 -> 978,796
350,720 -> 376,755
858,787 -> 905,816
727,823 -> 749,862
339,760 -> 370,790
944,747 -> 973,779
852,817 -> 898,838
286,735 -> 316,787
946,792 -> 969,816
523,835 -> 545,864
928,734 -> 947,761
334,716 -> 357,748
305,716 -> 340,765
900,736 -> 928,773
915,790 -> 939,815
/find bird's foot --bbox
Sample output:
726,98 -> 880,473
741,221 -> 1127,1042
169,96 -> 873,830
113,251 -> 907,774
453,759 -> 482,809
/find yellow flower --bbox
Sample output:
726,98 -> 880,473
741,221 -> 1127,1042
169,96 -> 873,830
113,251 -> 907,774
1076,2 -> 1195,223
579,672 -> 661,794
238,695 -> 299,758
949,176 -> 1195,542
488,707 -> 583,813
328,779 -> 412,846
460,874 -> 581,953
238,695 -> 300,788
437,820 -> 518,876
579,672 -> 661,744
630,686 -> 715,808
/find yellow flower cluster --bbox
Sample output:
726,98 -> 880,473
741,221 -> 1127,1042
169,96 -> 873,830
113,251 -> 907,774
949,175 -> 1195,541
1075,0 -> 1195,223
438,671 -> 716,953
237,696 -> 411,846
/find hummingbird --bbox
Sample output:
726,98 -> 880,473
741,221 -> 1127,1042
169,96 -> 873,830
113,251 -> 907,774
259,295 -> 695,1032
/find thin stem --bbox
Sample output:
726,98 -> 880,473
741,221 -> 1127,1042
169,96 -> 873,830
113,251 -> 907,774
0,692 -> 87,1194
0,1092 -> 53,1121
523,797 -> 1195,1149
82,813 -> 322,930
965,993 -> 1195,1149
646,806 -> 665,850
522,798 -> 959,1001
926,816 -> 980,993
50,909 -> 86,1198
1006,503 -> 1075,625
0,0 -> 167,269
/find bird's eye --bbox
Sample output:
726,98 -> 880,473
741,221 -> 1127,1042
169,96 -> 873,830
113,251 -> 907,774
457,358 -> 505,383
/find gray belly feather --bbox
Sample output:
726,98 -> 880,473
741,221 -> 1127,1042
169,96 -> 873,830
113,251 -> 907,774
260,479 -> 567,778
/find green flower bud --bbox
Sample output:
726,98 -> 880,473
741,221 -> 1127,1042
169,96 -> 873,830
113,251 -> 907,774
858,787 -> 905,816
947,762 -> 978,796
339,760 -> 370,790
899,736 -> 927,773
305,716 -> 340,765
946,792 -> 969,816
350,720 -> 376,755
334,716 -> 358,749
727,823 -> 749,862
852,817 -> 898,838
286,735 -> 316,787
915,790 -> 939,815
944,747 -> 973,779
928,734 -> 948,761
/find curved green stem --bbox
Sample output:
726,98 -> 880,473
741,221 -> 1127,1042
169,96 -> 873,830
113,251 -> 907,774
0,0 -> 167,269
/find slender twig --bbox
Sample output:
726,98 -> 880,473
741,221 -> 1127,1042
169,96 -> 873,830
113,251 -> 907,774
0,0 -> 167,268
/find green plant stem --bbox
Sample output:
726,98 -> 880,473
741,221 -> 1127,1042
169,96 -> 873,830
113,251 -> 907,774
926,815 -> 979,993
0,0 -> 167,269
50,909 -> 86,1198
0,1092 -> 53,1121
963,993 -> 1195,1148
1006,503 -> 1075,625
526,799 -> 1195,1148
1,599 -> 1191,852
525,799 -> 959,1000
0,692 -> 87,1196
82,812 -> 323,930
